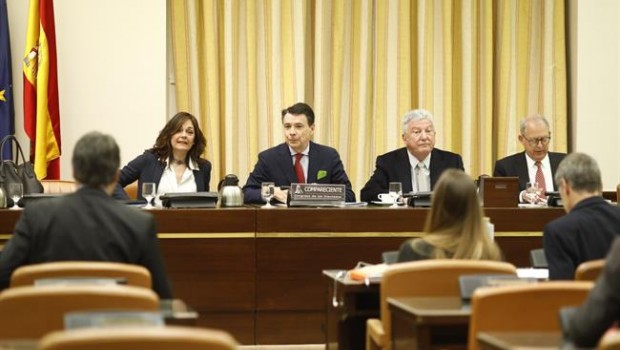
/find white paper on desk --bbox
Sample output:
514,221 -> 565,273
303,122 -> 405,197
65,311 -> 164,330
517,268 -> 548,279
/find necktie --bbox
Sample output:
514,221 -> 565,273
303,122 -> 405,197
535,161 -> 547,198
294,153 -> 305,183
416,163 -> 429,192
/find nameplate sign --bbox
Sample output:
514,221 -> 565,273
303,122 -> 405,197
289,183 -> 346,207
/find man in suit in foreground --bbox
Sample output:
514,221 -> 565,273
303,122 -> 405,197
493,115 -> 565,203
360,109 -> 464,203
0,132 -> 172,298
543,152 -> 620,280
243,102 -> 355,203
567,236 -> 620,347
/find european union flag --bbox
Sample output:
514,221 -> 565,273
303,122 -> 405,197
0,0 -> 14,159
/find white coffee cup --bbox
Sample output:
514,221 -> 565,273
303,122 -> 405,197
377,193 -> 394,203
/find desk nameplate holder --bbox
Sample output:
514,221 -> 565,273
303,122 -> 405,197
288,183 -> 346,207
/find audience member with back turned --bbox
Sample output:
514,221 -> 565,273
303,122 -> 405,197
397,169 -> 502,262
567,236 -> 620,347
242,102 -> 356,203
543,152 -> 620,280
113,111 -> 212,201
360,109 -> 464,203
0,132 -> 172,298
493,115 -> 566,203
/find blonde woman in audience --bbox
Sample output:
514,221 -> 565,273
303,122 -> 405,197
397,169 -> 502,262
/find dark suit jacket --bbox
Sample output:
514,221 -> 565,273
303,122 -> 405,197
360,147 -> 464,202
493,151 -> 565,192
543,196 -> 620,280
397,238 -> 436,262
0,187 -> 172,298
242,142 -> 356,203
568,237 -> 620,348
113,151 -> 212,199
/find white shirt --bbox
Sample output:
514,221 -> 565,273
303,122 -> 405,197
525,153 -> 555,192
289,144 -> 309,182
155,159 -> 198,207
407,151 -> 431,193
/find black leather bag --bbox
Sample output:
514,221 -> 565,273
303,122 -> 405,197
0,135 -> 44,196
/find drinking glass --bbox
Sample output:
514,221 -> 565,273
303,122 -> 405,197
261,182 -> 275,208
8,183 -> 23,210
388,182 -> 402,208
142,182 -> 156,209
525,182 -> 541,204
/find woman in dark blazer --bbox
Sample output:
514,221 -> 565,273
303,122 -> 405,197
114,112 -> 211,200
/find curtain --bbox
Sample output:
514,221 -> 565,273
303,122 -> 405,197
169,0 -> 567,194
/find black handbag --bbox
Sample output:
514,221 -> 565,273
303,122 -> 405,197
0,135 -> 44,196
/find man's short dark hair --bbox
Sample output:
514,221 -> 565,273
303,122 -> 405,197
281,102 -> 315,126
554,152 -> 603,193
72,132 -> 120,188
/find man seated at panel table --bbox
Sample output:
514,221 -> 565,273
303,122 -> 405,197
567,236 -> 620,348
493,115 -> 566,203
360,109 -> 464,203
543,152 -> 620,280
242,102 -> 356,204
0,132 -> 172,298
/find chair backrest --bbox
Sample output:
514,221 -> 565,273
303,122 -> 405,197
0,284 -> 158,339
468,281 -> 593,350
574,259 -> 605,281
529,248 -> 548,268
41,180 -> 79,194
380,259 -> 517,350
600,329 -> 620,350
126,181 -> 138,200
10,261 -> 152,289
38,326 -> 237,350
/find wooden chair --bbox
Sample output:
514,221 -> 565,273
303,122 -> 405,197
41,180 -> 78,194
10,261 -> 151,289
575,259 -> 605,281
599,329 -> 620,350
125,180 -> 139,200
38,326 -> 238,350
365,259 -> 517,350
468,281 -> 593,350
0,284 -> 159,339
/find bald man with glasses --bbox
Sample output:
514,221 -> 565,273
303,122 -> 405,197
493,115 -> 566,203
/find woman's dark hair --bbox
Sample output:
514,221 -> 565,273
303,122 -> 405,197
150,112 -> 207,165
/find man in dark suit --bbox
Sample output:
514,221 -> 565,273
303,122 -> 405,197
567,237 -> 620,347
360,109 -> 464,203
243,102 -> 355,203
543,152 -> 620,280
0,132 -> 172,298
493,115 -> 566,203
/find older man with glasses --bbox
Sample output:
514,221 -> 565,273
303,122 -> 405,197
360,109 -> 464,203
493,115 -> 566,203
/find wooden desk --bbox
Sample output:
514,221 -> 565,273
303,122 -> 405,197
0,206 -> 564,345
389,296 -> 470,350
477,331 -> 564,350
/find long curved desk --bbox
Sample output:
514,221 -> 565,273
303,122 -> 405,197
0,206 -> 564,345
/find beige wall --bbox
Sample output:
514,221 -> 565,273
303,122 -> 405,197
570,0 -> 620,190
7,0 -> 167,178
6,1 -> 620,189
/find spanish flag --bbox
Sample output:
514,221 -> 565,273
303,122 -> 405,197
23,0 -> 61,180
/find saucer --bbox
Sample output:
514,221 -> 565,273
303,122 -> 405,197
371,201 -> 395,206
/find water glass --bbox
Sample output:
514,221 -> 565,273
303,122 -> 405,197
8,183 -> 23,210
261,182 -> 275,208
142,182 -> 156,209
388,182 -> 402,208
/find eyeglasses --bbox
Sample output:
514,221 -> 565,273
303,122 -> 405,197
521,135 -> 551,146
410,129 -> 436,138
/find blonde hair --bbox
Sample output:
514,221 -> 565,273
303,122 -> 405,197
417,169 -> 502,260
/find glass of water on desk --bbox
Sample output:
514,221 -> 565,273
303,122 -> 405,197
388,182 -> 402,208
524,182 -> 541,204
261,182 -> 275,208
142,182 -> 156,209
